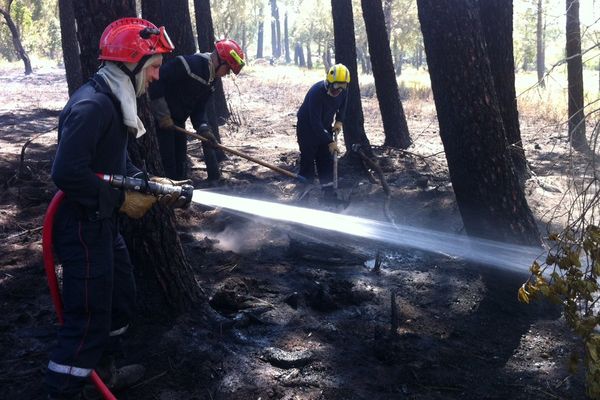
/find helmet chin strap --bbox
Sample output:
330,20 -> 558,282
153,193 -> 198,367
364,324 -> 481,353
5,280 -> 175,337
119,54 -> 153,96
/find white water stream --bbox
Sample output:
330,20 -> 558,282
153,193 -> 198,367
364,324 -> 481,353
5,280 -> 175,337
192,190 -> 544,275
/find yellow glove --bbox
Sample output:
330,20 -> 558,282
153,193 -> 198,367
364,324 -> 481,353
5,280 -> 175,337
333,121 -> 343,134
328,141 -> 339,155
119,191 -> 157,219
158,115 -> 175,130
150,177 -> 193,207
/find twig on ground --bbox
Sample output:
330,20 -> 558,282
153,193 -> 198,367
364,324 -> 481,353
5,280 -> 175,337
130,371 -> 167,389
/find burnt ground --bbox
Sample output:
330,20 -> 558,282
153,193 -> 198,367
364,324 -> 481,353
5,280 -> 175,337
0,64 -> 591,399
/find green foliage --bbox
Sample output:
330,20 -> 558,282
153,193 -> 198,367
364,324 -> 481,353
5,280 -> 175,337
210,0 -> 264,55
520,226 -> 600,398
0,0 -> 61,62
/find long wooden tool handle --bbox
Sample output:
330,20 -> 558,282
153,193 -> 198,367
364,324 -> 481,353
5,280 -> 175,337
173,125 -> 302,181
333,131 -> 338,190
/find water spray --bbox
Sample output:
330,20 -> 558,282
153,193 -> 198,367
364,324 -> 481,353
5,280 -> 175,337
191,190 -> 544,275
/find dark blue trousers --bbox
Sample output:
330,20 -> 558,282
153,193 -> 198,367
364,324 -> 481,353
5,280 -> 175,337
157,123 -> 220,181
297,126 -> 334,185
45,204 -> 135,398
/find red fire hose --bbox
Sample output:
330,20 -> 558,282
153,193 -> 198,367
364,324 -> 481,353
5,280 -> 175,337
42,191 -> 117,400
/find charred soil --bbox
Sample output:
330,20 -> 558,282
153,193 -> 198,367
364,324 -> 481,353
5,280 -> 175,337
0,65 -> 589,399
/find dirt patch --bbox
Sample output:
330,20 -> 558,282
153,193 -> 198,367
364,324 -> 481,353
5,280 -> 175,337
0,65 -> 589,399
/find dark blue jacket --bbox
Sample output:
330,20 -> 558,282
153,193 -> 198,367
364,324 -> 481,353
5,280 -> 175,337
149,53 -> 215,129
52,75 -> 141,218
296,81 -> 348,145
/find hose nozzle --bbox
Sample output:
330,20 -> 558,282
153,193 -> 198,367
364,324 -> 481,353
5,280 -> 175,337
100,174 -> 193,209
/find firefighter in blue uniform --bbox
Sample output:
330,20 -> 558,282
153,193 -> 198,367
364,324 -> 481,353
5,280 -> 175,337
45,18 -> 179,399
149,39 -> 245,182
296,64 -> 350,186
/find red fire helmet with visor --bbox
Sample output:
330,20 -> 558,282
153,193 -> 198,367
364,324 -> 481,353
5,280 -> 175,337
215,39 -> 246,75
98,17 -> 174,64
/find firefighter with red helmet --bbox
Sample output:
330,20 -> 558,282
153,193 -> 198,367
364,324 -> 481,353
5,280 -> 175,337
45,18 -> 177,399
149,39 -> 245,182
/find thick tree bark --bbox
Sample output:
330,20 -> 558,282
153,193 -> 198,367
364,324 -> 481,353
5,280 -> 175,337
536,0 -> 545,88
142,0 -> 195,57
124,97 -> 201,315
566,0 -> 587,151
479,0 -> 530,183
0,2 -> 33,75
73,0 -> 135,81
193,0 -> 230,136
58,0 -> 83,95
417,0 -> 541,246
361,0 -> 411,149
331,0 -> 371,155
74,0 -> 200,314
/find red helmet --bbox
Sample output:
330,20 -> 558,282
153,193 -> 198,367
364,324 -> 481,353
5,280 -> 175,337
215,39 -> 245,75
99,18 -> 174,63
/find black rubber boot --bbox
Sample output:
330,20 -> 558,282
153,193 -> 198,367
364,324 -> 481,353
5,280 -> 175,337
82,356 -> 145,399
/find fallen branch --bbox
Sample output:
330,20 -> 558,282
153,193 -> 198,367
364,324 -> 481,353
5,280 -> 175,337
18,127 -> 57,179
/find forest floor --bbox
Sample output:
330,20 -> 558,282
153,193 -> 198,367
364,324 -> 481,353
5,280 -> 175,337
0,63 -> 593,399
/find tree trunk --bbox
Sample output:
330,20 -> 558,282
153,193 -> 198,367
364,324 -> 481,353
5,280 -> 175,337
331,0 -> 371,155
0,3 -> 33,75
284,12 -> 291,63
193,0 -> 230,137
73,0 -> 135,81
270,0 -> 281,58
479,0 -> 530,183
125,97 -> 201,314
383,0 -> 393,35
58,0 -> 83,95
566,0 -> 588,151
257,20 -> 264,59
323,44 -> 331,72
361,0 -> 411,149
295,41 -> 305,67
74,0 -> 200,314
142,0 -> 195,57
536,0 -> 545,88
417,0 -> 541,246
306,42 -> 312,69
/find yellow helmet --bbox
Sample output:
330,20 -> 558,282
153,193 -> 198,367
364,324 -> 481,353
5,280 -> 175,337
326,64 -> 351,84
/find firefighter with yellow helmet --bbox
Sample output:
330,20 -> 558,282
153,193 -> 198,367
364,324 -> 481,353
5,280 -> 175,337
296,63 -> 350,186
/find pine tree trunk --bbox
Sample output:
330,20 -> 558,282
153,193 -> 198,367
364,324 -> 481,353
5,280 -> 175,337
0,4 -> 33,75
479,0 -> 530,183
125,97 -> 201,315
72,0 -> 135,81
58,0 -> 83,95
257,20 -> 264,59
270,0 -> 281,58
295,42 -> 306,67
566,0 -> 588,151
536,0 -> 545,88
417,0 -> 541,246
361,0 -> 411,149
284,12 -> 291,63
142,0 -> 195,56
331,0 -> 371,155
